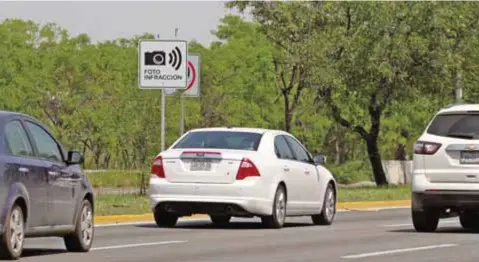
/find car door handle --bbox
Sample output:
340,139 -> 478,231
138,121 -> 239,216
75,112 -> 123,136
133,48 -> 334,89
18,167 -> 29,173
305,170 -> 310,175
48,171 -> 59,176
283,166 -> 290,172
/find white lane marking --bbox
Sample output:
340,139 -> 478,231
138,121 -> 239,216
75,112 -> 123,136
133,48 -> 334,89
95,218 -> 208,228
341,244 -> 458,259
93,207 -> 403,228
91,240 -> 187,251
383,218 -> 458,227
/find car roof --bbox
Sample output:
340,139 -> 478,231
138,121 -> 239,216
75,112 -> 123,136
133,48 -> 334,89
187,127 -> 290,135
0,110 -> 42,124
0,110 -> 31,118
438,104 -> 479,114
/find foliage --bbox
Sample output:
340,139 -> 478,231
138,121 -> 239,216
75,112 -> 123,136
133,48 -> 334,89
1,2 -> 479,185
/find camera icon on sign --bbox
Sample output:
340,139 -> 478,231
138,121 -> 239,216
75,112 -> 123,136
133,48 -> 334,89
144,51 -> 166,66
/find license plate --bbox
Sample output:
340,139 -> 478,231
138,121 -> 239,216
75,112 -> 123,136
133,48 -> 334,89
460,151 -> 479,164
190,159 -> 212,171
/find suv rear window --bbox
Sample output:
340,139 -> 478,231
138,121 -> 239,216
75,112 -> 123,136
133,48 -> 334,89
172,131 -> 263,151
427,113 -> 479,139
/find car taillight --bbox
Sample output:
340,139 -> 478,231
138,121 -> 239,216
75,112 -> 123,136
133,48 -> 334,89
151,155 -> 165,178
414,141 -> 442,155
236,158 -> 260,180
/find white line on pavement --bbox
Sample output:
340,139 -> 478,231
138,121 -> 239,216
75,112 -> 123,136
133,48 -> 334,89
93,207 -> 405,228
95,218 -> 208,228
91,240 -> 188,251
383,218 -> 458,227
341,244 -> 458,259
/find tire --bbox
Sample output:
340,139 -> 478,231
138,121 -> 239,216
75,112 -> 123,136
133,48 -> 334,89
312,183 -> 336,225
64,199 -> 94,252
459,211 -> 479,230
261,185 -> 287,229
0,204 -> 25,260
153,208 -> 178,227
411,208 -> 439,232
210,215 -> 231,226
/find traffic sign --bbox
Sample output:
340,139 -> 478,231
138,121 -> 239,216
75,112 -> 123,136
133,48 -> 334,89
183,54 -> 200,97
165,54 -> 200,97
138,39 -> 188,89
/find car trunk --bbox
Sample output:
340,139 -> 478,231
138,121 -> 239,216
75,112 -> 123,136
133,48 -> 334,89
161,149 -> 250,184
422,111 -> 479,183
424,136 -> 479,183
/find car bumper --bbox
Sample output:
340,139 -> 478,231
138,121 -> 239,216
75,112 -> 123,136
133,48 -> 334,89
148,176 -> 273,216
412,191 -> 479,210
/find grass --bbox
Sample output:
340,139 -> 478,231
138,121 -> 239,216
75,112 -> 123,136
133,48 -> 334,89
94,185 -> 412,216
86,170 -> 148,188
95,194 -> 150,216
337,185 -> 411,202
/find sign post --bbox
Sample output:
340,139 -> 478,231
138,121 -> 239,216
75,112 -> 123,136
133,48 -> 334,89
138,38 -> 188,151
167,54 -> 200,136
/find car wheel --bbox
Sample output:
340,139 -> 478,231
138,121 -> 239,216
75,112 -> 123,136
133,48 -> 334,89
261,185 -> 286,229
154,208 -> 178,227
411,208 -> 439,232
64,199 -> 94,252
0,204 -> 25,260
210,215 -> 231,226
459,211 -> 479,230
312,183 -> 336,225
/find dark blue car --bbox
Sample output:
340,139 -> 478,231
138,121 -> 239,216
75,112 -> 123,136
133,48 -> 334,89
0,111 -> 95,259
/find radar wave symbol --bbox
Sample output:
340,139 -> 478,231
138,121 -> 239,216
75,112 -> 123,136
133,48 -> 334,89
168,47 -> 182,71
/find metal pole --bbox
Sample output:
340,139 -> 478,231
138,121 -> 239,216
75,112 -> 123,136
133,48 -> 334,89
180,95 -> 184,135
174,27 -> 185,136
157,32 -> 166,152
161,90 -> 165,151
453,68 -> 462,103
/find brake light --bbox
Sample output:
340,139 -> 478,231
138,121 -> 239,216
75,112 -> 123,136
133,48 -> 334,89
182,151 -> 221,155
151,155 -> 165,178
236,158 -> 260,180
414,141 -> 442,155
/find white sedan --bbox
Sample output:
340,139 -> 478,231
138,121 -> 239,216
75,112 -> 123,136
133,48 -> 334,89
148,127 -> 337,229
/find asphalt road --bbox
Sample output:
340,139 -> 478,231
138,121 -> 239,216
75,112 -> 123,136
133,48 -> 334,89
16,208 -> 479,262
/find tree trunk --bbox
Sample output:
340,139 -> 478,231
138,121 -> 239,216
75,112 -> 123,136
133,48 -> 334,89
366,135 -> 388,185
283,94 -> 292,132
395,143 -> 406,161
335,139 -> 341,165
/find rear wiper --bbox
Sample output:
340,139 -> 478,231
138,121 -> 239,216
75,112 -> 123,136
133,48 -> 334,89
446,132 -> 476,139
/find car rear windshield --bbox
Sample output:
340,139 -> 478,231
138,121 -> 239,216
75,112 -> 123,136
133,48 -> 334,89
427,112 -> 479,139
172,131 -> 263,151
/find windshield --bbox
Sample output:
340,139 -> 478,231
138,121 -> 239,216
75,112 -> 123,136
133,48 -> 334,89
172,131 -> 263,151
426,113 -> 479,139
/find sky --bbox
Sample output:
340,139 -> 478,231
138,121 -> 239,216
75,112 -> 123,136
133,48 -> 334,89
0,1 -> 251,47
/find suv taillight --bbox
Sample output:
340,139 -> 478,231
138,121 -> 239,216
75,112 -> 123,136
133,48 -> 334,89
414,141 -> 442,155
151,155 -> 165,178
236,158 -> 260,180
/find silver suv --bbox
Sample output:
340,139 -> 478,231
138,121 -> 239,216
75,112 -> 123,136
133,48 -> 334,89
412,104 -> 479,232
0,111 -> 95,259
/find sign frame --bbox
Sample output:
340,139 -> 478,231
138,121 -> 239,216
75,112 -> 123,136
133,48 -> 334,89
138,39 -> 188,90
165,53 -> 201,97
183,53 -> 200,97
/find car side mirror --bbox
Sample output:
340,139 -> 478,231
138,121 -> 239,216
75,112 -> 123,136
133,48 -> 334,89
313,155 -> 326,166
67,151 -> 84,165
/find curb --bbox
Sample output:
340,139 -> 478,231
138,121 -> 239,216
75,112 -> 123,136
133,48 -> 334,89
93,200 -> 411,225
337,200 -> 410,210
